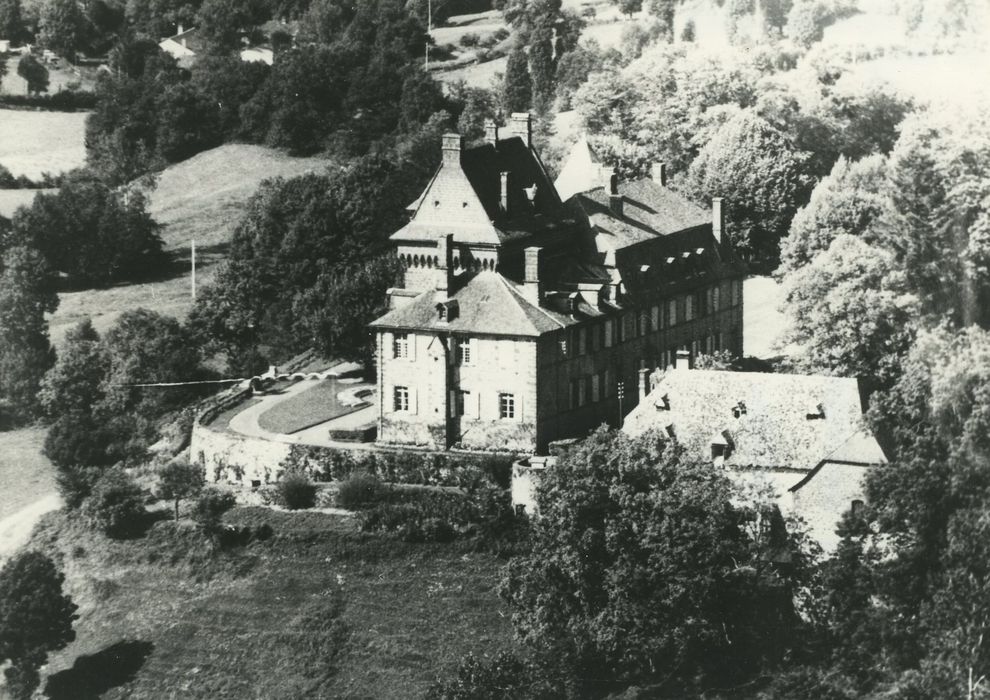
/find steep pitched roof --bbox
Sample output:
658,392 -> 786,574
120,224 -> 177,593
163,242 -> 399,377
369,271 -> 572,337
623,368 -> 887,472
393,136 -> 565,247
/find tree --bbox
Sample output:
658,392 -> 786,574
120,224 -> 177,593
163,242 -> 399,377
0,552 -> 77,700
157,460 -> 206,521
10,174 -> 166,286
786,0 -> 837,46
615,0 -> 641,16
38,318 -> 108,419
0,0 -> 26,43
502,426 -> 809,693
684,109 -> 812,266
196,0 -> 269,54
681,18 -> 696,41
781,235 -> 917,384
0,245 -> 57,422
192,487 -> 237,541
83,467 -> 147,538
502,43 -> 531,114
38,0 -> 85,61
778,154 -> 887,275
528,22 -> 555,114
16,53 -> 48,94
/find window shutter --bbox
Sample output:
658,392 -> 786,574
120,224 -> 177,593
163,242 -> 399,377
408,333 -> 416,361
383,332 -> 394,358
409,386 -> 418,414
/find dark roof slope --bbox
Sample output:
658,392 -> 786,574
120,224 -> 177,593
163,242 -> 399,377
370,271 -> 572,337
578,179 -> 710,247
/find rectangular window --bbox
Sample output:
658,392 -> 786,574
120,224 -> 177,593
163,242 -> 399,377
393,333 -> 409,359
706,335 -> 714,353
569,379 -> 578,409
604,319 -> 615,348
603,368 -> 612,398
591,373 -> 601,402
394,386 -> 409,412
638,311 -> 648,336
685,295 -> 695,322
578,327 -> 587,356
499,393 -> 515,419
591,323 -> 601,352
668,299 -> 677,326
713,285 -> 721,311
455,390 -> 469,417
456,337 -> 472,365
578,377 -> 587,406
651,304 -> 660,331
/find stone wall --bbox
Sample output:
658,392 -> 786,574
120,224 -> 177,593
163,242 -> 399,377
191,422 -> 294,485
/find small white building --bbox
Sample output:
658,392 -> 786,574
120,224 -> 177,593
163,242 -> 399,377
240,46 -> 274,65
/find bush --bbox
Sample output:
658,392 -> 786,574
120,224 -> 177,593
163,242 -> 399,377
83,469 -> 148,539
459,32 -> 480,47
335,472 -> 389,509
279,472 -> 317,510
192,488 -> 237,536
55,464 -> 106,509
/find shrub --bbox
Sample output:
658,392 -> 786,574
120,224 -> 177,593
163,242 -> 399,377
83,469 -> 148,539
192,488 -> 237,537
459,32 -> 480,47
280,472 -> 317,510
54,464 -> 105,509
336,472 -> 389,509
492,27 -> 510,42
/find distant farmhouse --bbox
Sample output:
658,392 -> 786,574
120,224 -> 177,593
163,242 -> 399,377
369,114 -> 746,455
159,26 -> 274,67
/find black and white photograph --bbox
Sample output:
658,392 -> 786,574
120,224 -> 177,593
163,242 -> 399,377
0,0 -> 988,697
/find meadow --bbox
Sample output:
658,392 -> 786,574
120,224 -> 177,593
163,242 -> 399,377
32,506 -> 517,699
0,108 -> 88,178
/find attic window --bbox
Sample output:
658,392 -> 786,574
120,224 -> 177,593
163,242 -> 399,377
524,184 -> 538,202
654,393 -> 670,410
732,401 -> 747,418
436,299 -> 459,323
806,402 -> 826,420
433,200 -> 440,208
695,247 -> 705,255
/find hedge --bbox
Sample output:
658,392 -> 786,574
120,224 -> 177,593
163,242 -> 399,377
278,445 -> 516,489
0,91 -> 98,111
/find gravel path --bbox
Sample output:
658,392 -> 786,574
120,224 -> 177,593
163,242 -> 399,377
0,493 -> 62,563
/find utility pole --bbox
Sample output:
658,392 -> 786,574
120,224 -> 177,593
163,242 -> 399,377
191,239 -> 196,301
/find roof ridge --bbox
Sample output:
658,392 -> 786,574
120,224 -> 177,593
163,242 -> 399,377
497,275 -> 567,330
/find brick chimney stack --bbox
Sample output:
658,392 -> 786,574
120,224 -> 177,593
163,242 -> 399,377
500,171 -> 510,214
442,133 -> 463,167
712,197 -> 727,246
484,119 -> 499,146
509,112 -> 532,148
608,170 -> 623,217
436,234 -> 454,295
523,246 -> 542,304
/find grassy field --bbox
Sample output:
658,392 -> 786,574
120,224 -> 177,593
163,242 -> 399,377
0,56 -> 99,96
257,380 -> 370,435
45,144 -> 333,345
0,427 -> 56,520
32,506 -> 516,699
0,108 -> 88,178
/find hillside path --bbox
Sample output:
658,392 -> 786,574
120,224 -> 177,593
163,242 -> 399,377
0,493 -> 62,563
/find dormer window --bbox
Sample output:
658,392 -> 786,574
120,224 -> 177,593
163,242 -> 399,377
732,401 -> 747,418
436,299 -> 459,323
806,402 -> 825,420
654,393 -> 670,410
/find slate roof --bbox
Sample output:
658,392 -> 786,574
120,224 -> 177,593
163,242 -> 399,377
369,271 -> 574,337
623,367 -> 887,473
393,136 -> 565,247
577,179 -> 711,251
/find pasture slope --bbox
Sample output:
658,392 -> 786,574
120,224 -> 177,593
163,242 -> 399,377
49,144 -> 333,344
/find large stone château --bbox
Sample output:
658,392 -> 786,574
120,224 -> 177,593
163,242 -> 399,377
369,114 -> 746,454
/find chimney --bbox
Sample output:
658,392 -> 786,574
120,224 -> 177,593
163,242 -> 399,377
484,119 -> 499,146
509,112 -> 532,148
675,349 -> 691,371
436,234 -> 454,295
712,197 -> 727,246
500,171 -> 510,214
608,170 -> 623,217
442,133 -> 463,167
652,162 -> 667,186
523,246 -> 542,304
638,368 -> 650,399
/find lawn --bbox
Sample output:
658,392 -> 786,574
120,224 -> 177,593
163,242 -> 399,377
0,426 -> 56,520
0,108 -> 88,178
0,56 -> 99,97
258,379 -> 371,435
32,506 -> 516,699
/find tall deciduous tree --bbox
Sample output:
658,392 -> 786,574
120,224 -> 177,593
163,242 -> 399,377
684,108 -> 812,266
0,0 -> 26,43
157,460 -> 205,521
38,0 -> 85,61
0,551 -> 77,700
502,426 -> 810,694
0,245 -> 57,422
16,53 -> 48,94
